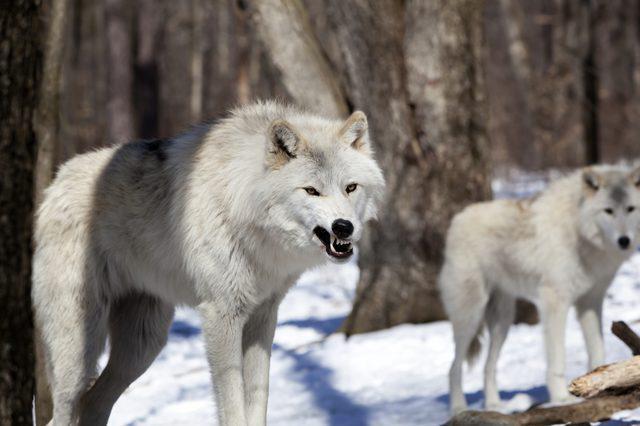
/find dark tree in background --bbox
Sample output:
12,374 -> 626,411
485,0 -> 640,171
0,0 -> 43,423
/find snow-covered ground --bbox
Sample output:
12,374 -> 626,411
108,176 -> 640,425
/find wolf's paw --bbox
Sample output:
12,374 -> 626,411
450,403 -> 468,416
549,393 -> 581,406
484,400 -> 503,412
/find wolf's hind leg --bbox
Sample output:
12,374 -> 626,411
41,293 -> 107,426
483,290 -> 515,410
445,276 -> 489,415
78,293 -> 174,426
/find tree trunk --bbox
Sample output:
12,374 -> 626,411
592,0 -> 640,162
249,0 -> 492,333
35,0 -> 70,205
485,0 -> 594,170
133,0 -> 161,138
0,0 -> 43,423
105,0 -> 134,142
342,0 -> 491,333
246,0 -> 349,118
57,0 -> 109,161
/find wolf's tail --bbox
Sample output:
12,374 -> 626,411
466,323 -> 484,367
465,290 -> 518,367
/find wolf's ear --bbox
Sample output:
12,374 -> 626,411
582,168 -> 600,192
339,111 -> 370,154
630,165 -> 640,188
267,120 -> 301,165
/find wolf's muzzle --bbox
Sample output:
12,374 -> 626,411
313,225 -> 353,260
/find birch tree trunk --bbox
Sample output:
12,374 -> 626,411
0,0 -> 43,423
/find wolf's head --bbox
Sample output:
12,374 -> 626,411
578,165 -> 640,252
258,110 -> 385,264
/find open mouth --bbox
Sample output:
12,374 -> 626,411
313,226 -> 353,260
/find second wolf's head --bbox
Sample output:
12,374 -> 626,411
579,165 -> 640,252
255,109 -> 385,265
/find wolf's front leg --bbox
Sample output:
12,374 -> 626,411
199,302 -> 248,426
540,288 -> 572,403
242,296 -> 280,426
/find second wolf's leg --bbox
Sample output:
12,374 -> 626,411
242,296 -> 280,426
539,287 -> 571,402
78,293 -> 174,426
199,301 -> 248,426
446,278 -> 489,415
575,287 -> 606,370
483,290 -> 515,410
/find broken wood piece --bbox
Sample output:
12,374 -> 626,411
448,388 -> 640,425
569,356 -> 640,398
612,321 -> 640,356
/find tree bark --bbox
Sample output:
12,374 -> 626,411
35,0 -> 70,205
0,0 -> 43,424
246,0 -> 349,118
250,0 -> 492,332
105,0 -> 134,142
485,0 -> 594,170
449,389 -> 640,425
133,0 -> 161,138
342,0 -> 492,333
57,0 -> 109,161
592,0 -> 640,162
569,356 -> 640,398
612,321 -> 640,356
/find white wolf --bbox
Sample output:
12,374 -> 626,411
440,165 -> 640,414
32,101 -> 385,426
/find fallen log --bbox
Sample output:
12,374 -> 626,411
448,321 -> 640,425
448,388 -> 640,425
569,356 -> 640,398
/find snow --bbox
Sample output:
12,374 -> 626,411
107,177 -> 640,425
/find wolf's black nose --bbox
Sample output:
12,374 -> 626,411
332,219 -> 354,239
618,236 -> 631,249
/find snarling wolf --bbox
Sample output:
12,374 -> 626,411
440,165 -> 640,414
32,102 -> 385,425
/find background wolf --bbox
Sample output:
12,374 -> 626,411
440,165 -> 640,414
32,101 -> 385,426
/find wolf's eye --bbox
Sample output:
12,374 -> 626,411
604,208 -> 614,215
304,187 -> 320,196
346,183 -> 358,194
628,206 -> 636,213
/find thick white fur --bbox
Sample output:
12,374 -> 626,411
32,101 -> 385,426
440,164 -> 640,414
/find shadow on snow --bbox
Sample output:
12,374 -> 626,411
272,341 -> 370,426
